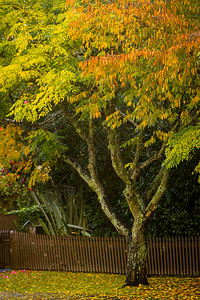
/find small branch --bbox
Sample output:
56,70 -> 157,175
143,167 -> 164,202
37,110 -> 63,126
115,107 -> 138,127
132,130 -> 143,168
63,156 -> 91,187
130,142 -> 166,182
63,106 -> 88,142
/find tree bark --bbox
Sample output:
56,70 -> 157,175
124,220 -> 148,286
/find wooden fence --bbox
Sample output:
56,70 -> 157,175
0,231 -> 10,269
10,232 -> 128,274
1,231 -> 199,275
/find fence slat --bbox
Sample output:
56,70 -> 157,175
94,237 -> 100,273
159,237 -> 163,275
153,237 -> 158,274
100,236 -> 106,273
188,237 -> 192,275
195,237 -> 199,276
112,236 -> 118,274
38,234 -> 44,270
148,238 -> 154,275
178,237 -> 182,275
162,237 -> 167,275
116,237 -> 121,274
185,237 -> 189,275
82,236 -> 88,272
98,236 -> 105,273
92,237 -> 97,273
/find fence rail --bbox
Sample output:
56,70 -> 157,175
1,231 -> 199,275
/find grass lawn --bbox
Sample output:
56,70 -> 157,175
0,270 -> 199,299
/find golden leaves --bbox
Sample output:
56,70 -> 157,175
106,110 -> 122,129
0,125 -> 24,165
0,271 -> 199,299
0,124 -> 54,189
28,162 -> 51,188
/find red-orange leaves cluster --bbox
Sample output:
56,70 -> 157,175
66,0 -> 199,128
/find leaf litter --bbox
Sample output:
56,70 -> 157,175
0,270 -> 199,299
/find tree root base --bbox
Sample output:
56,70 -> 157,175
121,279 -> 149,288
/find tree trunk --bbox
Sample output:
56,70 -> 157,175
125,223 -> 148,286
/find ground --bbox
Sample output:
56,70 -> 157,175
0,271 -> 199,299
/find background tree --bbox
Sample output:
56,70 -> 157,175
0,0 -> 199,286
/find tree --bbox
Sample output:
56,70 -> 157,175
0,0 -> 199,286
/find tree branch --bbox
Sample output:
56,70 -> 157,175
63,156 -> 91,187
115,107 -> 138,127
37,110 -> 63,126
143,167 -> 165,202
145,168 -> 169,219
87,116 -> 98,179
132,130 -> 143,168
130,142 -> 166,182
124,185 -> 146,216
63,106 -> 88,142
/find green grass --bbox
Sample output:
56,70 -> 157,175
0,270 -> 199,299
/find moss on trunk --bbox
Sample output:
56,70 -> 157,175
124,225 -> 148,286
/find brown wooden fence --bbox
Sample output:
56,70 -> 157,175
1,231 -> 199,275
10,232 -> 128,274
147,236 -> 199,276
0,231 -> 10,269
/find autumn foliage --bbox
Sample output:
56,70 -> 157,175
66,0 -> 199,128
0,0 -> 199,286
